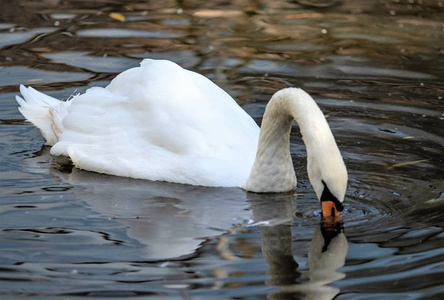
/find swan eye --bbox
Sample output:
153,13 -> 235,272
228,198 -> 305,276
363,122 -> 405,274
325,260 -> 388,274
320,180 -> 343,214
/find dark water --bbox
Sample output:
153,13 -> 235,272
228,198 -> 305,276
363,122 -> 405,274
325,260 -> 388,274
1,0 -> 444,299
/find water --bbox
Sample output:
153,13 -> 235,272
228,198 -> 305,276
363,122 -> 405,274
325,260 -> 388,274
1,0 -> 443,299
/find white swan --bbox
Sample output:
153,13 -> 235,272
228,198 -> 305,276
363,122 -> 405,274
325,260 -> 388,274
16,59 -> 347,217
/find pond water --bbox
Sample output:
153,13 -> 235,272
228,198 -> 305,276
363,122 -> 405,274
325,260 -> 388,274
1,0 -> 443,299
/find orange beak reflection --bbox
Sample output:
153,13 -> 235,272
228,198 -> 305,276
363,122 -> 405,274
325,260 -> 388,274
321,200 -> 342,221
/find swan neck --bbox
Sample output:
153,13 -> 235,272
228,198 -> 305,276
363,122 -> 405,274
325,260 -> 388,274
244,88 -> 342,195
244,90 -> 303,193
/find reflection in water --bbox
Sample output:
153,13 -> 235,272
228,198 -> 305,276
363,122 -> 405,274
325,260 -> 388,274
27,148 -> 348,298
53,167 -> 252,261
303,224 -> 347,300
250,194 -> 348,300
24,146 -> 253,260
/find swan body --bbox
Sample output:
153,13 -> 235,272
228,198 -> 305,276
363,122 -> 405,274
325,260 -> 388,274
17,59 -> 347,214
17,59 -> 260,187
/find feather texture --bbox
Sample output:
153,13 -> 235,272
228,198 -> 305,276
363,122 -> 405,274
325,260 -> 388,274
17,59 -> 260,187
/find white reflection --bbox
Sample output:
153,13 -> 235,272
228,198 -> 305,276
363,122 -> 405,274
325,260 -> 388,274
28,148 -> 252,260
28,147 -> 347,297
249,193 -> 348,300
65,168 -> 252,260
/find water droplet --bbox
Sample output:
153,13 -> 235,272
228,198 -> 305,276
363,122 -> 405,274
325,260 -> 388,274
163,284 -> 189,289
321,29 -> 328,34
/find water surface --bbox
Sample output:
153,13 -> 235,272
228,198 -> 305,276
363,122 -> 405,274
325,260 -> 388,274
0,0 -> 443,299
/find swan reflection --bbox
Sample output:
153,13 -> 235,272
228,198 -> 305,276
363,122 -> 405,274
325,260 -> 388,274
249,193 -> 348,300
66,169 -> 252,260
30,149 -> 252,260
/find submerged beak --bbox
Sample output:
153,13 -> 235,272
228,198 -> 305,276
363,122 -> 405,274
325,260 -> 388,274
319,181 -> 344,222
321,200 -> 342,221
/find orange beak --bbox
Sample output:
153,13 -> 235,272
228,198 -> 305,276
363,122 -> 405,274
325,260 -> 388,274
321,200 -> 342,220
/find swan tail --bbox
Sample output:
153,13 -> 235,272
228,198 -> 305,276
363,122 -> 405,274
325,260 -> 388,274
16,85 -> 68,146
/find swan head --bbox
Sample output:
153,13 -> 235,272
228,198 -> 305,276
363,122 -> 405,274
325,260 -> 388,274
307,151 -> 347,220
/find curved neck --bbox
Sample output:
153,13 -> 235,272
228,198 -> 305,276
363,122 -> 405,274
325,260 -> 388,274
244,88 -> 338,194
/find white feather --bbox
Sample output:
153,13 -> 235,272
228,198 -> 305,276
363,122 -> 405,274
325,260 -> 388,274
16,85 -> 70,145
18,59 -> 259,187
